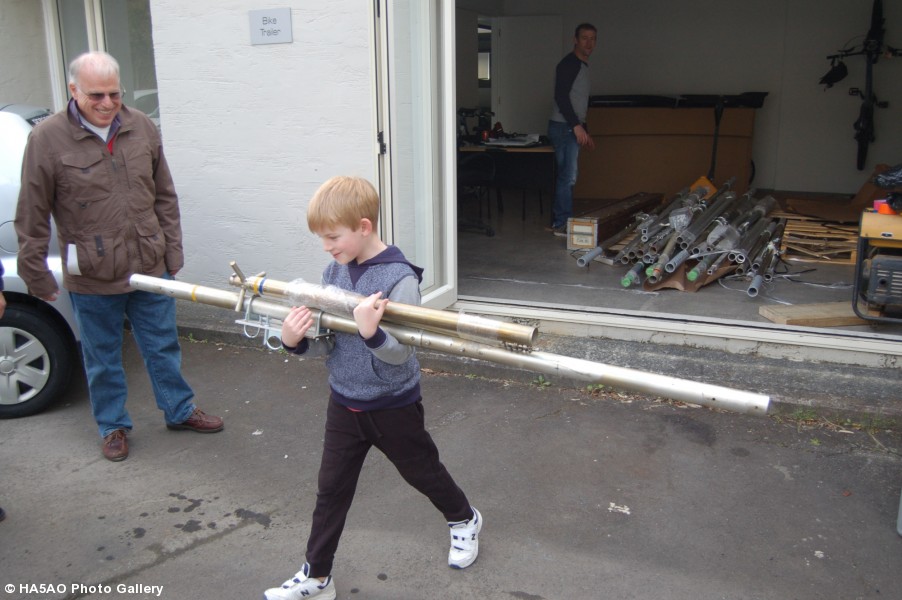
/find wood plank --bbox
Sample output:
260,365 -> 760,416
758,302 -> 867,327
778,213 -> 858,263
784,229 -> 856,240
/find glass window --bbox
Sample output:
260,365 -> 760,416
102,0 -> 159,126
378,0 -> 449,299
54,0 -> 159,127
57,0 -> 90,72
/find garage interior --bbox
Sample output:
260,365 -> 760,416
453,1 -> 902,345
457,186 -> 902,337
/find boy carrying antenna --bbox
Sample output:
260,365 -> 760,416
263,176 -> 482,600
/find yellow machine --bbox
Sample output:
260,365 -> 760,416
853,210 -> 902,322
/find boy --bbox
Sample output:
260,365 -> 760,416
264,176 -> 482,600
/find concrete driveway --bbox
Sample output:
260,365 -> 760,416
1,334 -> 900,599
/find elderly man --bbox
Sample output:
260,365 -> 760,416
15,51 -> 223,461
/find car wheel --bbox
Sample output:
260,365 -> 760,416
0,303 -> 75,418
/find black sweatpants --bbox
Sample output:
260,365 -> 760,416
305,398 -> 472,577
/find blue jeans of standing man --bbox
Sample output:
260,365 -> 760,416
548,119 -> 581,228
69,274 -> 196,438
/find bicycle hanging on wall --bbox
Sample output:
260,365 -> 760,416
819,0 -> 900,170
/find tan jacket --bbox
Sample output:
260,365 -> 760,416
15,101 -> 183,297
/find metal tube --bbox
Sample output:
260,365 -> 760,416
763,247 -> 781,282
705,193 -> 756,248
641,222 -> 666,243
228,273 -> 538,348
730,217 -> 770,264
578,215 -> 646,268
707,250 -> 731,275
665,248 -> 691,273
686,253 -> 714,282
678,190 -> 737,249
747,274 -> 764,297
646,226 -> 673,254
576,245 -> 606,268
615,234 -> 645,264
129,274 -> 771,416
897,486 -> 902,537
638,188 -> 688,236
750,242 -> 772,273
647,231 -> 679,282
620,261 -> 646,287
676,180 -> 737,249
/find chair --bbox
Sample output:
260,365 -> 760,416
485,148 -> 546,221
457,152 -> 496,236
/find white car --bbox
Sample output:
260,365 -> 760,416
0,104 -> 80,418
132,89 -> 160,128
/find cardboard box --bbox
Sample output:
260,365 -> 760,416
567,216 -> 601,250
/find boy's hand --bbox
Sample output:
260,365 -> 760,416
281,306 -> 314,348
353,292 -> 388,339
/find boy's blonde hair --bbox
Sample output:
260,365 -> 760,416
307,176 -> 380,232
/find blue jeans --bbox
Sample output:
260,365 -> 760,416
69,275 -> 195,438
548,119 -> 580,228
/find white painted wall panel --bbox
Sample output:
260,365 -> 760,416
149,0 -> 377,288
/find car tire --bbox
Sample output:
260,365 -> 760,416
0,303 -> 76,418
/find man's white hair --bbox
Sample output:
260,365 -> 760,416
69,51 -> 120,86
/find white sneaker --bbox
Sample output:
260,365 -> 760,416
263,563 -> 336,600
448,507 -> 482,569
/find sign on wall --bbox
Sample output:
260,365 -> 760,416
249,8 -> 292,45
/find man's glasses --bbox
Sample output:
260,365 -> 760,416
77,87 -> 124,102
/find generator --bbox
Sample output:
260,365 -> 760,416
853,210 -> 902,322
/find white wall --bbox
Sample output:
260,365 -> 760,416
0,0 -> 52,107
149,0 -> 377,288
468,0 -> 902,194
490,15 -> 560,135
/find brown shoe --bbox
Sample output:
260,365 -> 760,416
102,429 -> 129,462
166,408 -> 224,433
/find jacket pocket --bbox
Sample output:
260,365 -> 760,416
121,142 -> 154,191
58,151 -> 116,229
134,217 -> 166,272
66,233 -> 128,282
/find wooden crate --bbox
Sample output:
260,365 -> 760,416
567,192 -> 664,251
567,215 -> 602,250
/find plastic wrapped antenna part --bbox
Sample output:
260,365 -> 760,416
228,271 -> 539,348
284,278 -> 362,318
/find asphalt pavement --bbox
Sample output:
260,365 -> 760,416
1,331 -> 901,600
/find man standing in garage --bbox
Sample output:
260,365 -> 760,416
15,51 -> 223,461
547,22 -> 597,236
